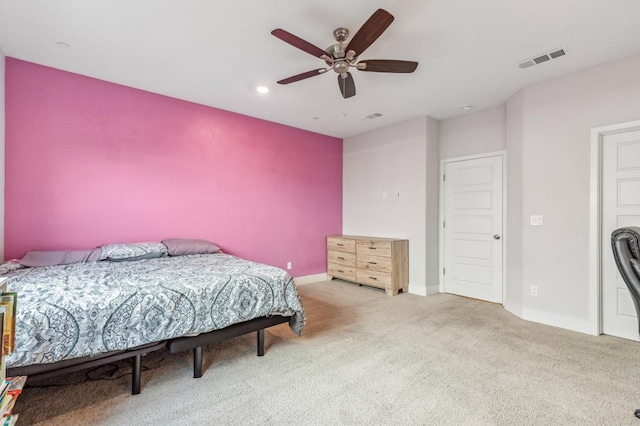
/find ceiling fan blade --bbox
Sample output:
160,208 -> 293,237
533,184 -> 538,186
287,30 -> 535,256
271,29 -> 327,59
277,69 -> 327,85
338,72 -> 356,99
346,9 -> 394,56
358,60 -> 418,73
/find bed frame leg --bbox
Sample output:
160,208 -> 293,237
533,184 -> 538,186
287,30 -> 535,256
257,329 -> 265,356
193,346 -> 203,378
132,354 -> 142,395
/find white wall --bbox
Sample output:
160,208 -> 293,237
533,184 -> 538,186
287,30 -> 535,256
437,53 -> 640,334
0,49 -> 5,261
343,116 -> 439,296
515,53 -> 640,332
439,105 -> 506,160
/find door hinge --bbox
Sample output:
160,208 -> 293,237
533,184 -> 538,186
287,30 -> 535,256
443,174 -> 446,181
443,268 -> 446,275
443,221 -> 446,228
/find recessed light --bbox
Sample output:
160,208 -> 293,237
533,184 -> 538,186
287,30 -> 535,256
256,86 -> 269,94
461,105 -> 473,112
56,42 -> 71,49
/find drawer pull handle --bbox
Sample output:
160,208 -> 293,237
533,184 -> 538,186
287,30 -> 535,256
338,257 -> 344,260
369,262 -> 377,265
337,270 -> 344,273
369,247 -> 377,250
337,243 -> 344,246
369,276 -> 377,280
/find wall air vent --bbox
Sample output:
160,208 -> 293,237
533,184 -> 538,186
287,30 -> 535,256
361,112 -> 383,121
518,47 -> 567,70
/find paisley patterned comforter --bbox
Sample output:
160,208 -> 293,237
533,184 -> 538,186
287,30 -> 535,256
5,254 -> 305,368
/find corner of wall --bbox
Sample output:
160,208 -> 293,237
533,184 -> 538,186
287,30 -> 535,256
425,116 -> 440,293
504,89 -> 525,312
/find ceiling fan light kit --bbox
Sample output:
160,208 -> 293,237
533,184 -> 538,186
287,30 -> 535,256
271,8 -> 418,99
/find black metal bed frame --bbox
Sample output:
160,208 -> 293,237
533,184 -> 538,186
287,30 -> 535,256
7,315 -> 292,395
167,315 -> 291,378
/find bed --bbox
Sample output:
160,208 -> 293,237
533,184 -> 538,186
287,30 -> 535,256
2,240 -> 306,394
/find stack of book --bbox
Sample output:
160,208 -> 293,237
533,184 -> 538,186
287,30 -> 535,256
0,277 -> 24,425
0,376 -> 25,424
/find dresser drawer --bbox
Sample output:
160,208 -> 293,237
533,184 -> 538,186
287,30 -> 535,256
328,263 -> 356,281
328,250 -> 356,267
356,254 -> 392,273
327,237 -> 356,253
356,240 -> 392,257
356,269 -> 392,288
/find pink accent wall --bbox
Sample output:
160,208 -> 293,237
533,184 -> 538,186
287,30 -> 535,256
4,59 -> 342,276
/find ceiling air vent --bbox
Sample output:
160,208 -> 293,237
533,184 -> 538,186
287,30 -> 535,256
533,54 -> 551,64
518,47 -> 567,70
361,112 -> 383,121
518,60 -> 535,69
548,48 -> 566,59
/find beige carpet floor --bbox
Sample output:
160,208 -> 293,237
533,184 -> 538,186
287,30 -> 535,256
13,280 -> 640,425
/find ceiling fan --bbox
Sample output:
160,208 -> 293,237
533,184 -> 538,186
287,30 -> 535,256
271,9 -> 418,99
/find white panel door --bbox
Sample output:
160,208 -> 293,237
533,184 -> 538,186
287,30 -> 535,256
602,129 -> 640,341
443,155 -> 503,303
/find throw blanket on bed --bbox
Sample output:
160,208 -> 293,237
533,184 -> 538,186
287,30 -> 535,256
5,254 -> 305,368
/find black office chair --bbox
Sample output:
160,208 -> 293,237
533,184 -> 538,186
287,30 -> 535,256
611,226 -> 640,418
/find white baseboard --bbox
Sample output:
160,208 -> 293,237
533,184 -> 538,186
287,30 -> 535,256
503,300 -> 522,318
294,273 -> 328,286
392,283 -> 438,297
407,283 -> 427,296
298,276 -> 436,297
521,307 -> 594,336
426,284 -> 439,296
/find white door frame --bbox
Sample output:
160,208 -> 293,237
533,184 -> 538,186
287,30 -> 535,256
589,119 -> 640,336
439,150 -> 507,302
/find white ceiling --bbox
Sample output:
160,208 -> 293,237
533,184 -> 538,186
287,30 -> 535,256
1,1 -> 640,138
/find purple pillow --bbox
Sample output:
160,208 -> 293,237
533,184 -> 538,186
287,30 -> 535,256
162,238 -> 220,256
19,249 -> 102,267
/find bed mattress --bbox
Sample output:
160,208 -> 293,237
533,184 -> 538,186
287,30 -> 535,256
5,253 -> 305,368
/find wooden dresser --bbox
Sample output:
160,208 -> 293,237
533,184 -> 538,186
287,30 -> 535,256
327,235 -> 409,296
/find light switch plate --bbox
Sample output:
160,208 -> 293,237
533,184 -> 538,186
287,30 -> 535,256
530,215 -> 543,226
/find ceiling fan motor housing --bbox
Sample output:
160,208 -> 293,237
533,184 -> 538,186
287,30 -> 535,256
325,42 -> 358,74
325,43 -> 346,60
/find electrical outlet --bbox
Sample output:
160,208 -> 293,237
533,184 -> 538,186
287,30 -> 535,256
396,191 -> 401,198
382,192 -> 387,199
286,262 -> 292,270
530,215 -> 543,226
530,285 -> 538,296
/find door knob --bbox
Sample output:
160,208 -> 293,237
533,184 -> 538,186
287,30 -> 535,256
493,234 -> 501,240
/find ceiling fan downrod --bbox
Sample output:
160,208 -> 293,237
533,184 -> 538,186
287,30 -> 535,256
333,27 -> 349,43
